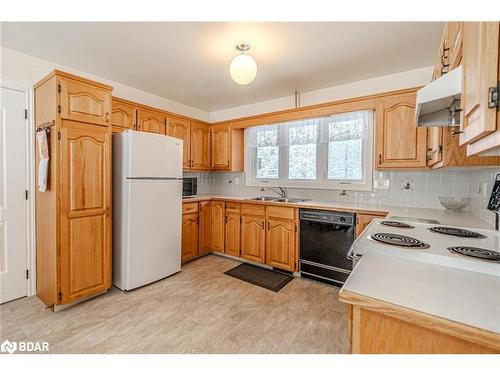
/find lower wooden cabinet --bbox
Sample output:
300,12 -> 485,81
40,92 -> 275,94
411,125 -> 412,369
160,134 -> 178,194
181,212 -> 199,262
356,213 -> 385,238
241,215 -> 266,264
199,201 -> 212,255
211,201 -> 225,253
266,219 -> 296,272
225,211 -> 241,257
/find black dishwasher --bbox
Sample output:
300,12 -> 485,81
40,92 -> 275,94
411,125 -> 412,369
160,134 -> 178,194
299,209 -> 355,286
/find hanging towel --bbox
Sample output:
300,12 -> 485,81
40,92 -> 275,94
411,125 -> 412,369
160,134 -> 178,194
37,129 -> 49,192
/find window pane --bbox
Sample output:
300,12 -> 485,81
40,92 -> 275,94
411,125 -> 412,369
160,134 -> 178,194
288,123 -> 317,180
328,139 -> 362,180
289,144 -> 316,179
257,146 -> 279,179
328,117 -> 363,181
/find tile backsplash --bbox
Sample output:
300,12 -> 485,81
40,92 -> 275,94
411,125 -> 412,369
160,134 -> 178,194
184,168 -> 500,226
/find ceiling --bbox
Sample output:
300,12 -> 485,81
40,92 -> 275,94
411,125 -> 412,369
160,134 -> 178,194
1,22 -> 444,111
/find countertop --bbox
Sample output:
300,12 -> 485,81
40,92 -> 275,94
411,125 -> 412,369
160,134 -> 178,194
340,252 -> 500,334
182,194 -> 493,229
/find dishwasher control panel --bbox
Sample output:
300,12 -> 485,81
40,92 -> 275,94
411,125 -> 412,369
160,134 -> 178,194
300,209 -> 355,226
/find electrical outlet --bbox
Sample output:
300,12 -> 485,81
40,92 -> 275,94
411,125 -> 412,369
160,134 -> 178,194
400,179 -> 414,191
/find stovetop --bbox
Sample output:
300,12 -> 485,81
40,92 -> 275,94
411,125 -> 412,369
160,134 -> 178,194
350,219 -> 500,276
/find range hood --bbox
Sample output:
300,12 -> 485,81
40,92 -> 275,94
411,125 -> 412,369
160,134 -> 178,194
415,66 -> 462,127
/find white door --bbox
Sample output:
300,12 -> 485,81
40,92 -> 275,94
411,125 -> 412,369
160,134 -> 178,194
125,179 -> 181,290
0,86 -> 28,303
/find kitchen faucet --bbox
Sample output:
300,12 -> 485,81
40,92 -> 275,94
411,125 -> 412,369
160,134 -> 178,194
260,186 -> 288,199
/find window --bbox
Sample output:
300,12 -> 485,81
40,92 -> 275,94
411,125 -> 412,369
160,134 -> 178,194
245,110 -> 374,191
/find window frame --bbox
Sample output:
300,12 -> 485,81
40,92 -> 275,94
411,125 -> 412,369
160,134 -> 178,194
245,110 -> 374,191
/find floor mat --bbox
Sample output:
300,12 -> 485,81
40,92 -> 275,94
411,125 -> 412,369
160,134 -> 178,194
223,263 -> 293,292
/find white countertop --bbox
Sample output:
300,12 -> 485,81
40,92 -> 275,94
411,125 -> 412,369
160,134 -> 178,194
341,252 -> 500,333
183,194 -> 493,229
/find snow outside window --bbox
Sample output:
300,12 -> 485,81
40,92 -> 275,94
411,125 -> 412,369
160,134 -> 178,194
245,110 -> 374,191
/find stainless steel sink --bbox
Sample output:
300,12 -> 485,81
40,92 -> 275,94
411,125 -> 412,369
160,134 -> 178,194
248,196 -> 279,201
248,196 -> 311,203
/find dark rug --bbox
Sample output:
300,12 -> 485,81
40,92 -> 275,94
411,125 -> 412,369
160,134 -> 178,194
223,263 -> 293,292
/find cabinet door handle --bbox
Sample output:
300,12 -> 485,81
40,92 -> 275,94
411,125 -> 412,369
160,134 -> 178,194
105,112 -> 110,122
378,154 -> 382,165
106,207 -> 110,217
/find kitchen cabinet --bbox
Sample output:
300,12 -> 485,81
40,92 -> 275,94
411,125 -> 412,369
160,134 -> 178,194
459,22 -> 500,154
137,107 -> 166,135
182,212 -> 199,262
266,219 -> 296,272
356,213 -> 384,238
340,290 -> 499,354
168,116 -> 191,169
199,201 -> 212,255
191,121 -> 211,171
211,201 -> 225,253
225,212 -> 241,257
210,123 -> 244,172
426,127 -> 443,167
375,91 -> 427,169
34,70 -> 112,307
111,97 -> 136,134
447,22 -> 462,70
241,214 -> 266,264
59,73 -> 111,126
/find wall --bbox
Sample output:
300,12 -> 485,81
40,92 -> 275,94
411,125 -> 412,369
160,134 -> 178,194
469,168 -> 500,226
209,66 -> 434,122
0,47 -> 211,122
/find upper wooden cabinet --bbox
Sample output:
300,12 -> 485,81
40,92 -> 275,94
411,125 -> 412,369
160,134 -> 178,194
210,124 -> 244,172
111,98 -> 136,134
59,75 -> 112,126
447,22 -> 463,70
375,91 -> 427,169
168,116 -> 191,169
191,122 -> 211,171
137,108 -> 166,135
460,22 -> 500,154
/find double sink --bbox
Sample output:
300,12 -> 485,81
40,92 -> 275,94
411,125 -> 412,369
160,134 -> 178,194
247,196 -> 311,204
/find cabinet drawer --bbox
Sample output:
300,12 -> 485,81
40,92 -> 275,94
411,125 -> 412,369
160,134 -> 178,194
225,202 -> 241,213
266,205 -> 296,220
182,202 -> 199,214
241,203 -> 265,216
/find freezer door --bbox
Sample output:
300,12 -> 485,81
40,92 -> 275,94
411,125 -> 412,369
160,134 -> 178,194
126,130 -> 183,178
124,179 -> 182,290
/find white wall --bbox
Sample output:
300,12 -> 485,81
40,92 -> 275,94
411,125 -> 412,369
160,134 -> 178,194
0,47 -> 211,122
209,66 -> 434,122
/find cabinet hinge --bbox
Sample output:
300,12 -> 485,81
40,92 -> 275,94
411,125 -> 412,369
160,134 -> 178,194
24,109 -> 28,119
57,104 -> 62,114
25,190 -> 28,200
57,84 -> 62,93
57,131 -> 61,140
26,269 -> 29,279
488,85 -> 499,109
58,291 -> 62,301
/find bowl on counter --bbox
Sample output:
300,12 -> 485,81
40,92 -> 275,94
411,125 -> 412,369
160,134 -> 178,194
438,196 -> 471,211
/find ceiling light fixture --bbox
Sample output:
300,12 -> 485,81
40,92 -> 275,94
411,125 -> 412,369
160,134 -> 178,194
229,43 -> 257,85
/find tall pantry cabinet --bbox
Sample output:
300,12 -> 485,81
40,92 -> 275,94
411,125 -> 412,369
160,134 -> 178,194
35,70 -> 113,308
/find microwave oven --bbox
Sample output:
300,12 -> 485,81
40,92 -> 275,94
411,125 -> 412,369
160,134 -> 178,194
182,177 -> 198,198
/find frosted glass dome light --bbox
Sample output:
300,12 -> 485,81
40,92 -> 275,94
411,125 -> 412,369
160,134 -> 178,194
229,43 -> 257,85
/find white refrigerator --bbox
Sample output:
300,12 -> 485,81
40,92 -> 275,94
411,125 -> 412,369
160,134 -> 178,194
113,130 -> 182,291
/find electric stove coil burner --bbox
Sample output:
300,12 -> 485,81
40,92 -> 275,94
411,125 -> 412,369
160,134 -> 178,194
447,246 -> 500,262
380,220 -> 414,229
429,226 -> 486,238
370,233 -> 429,249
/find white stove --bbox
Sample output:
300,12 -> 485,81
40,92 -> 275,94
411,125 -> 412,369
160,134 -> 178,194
348,218 -> 500,276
